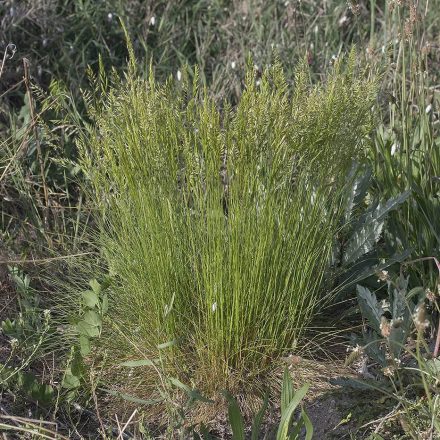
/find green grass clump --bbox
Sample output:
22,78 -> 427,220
78,52 -> 376,394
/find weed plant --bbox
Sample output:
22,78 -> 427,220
75,49 -> 377,398
361,0 -> 440,288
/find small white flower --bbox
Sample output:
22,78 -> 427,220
211,302 -> 217,312
230,61 -> 236,69
177,70 -> 182,81
107,12 -> 113,21
391,143 -> 399,156
149,16 -> 156,26
426,104 -> 432,114
256,80 -> 261,86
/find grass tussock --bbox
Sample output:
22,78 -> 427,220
76,50 -> 377,398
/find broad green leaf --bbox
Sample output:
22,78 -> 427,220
329,376 -> 390,391
157,339 -> 177,350
281,368 -> 294,414
391,287 -> 407,321
276,384 -> 309,440
71,351 -> 85,377
424,358 -> 440,375
100,388 -> 163,405
251,395 -> 269,440
388,324 -> 406,359
84,310 -> 102,327
76,320 -> 100,337
343,164 -> 371,224
356,285 -> 382,334
16,371 -> 54,405
62,370 -> 81,390
344,191 -> 410,265
344,218 -> 384,264
188,389 -> 214,404
223,391 -> 245,440
120,359 -> 156,367
89,279 -> 101,295
372,191 -> 411,222
301,408 -> 313,440
81,290 -> 99,308
169,377 -> 191,393
363,331 -> 387,366
79,335 -> 91,356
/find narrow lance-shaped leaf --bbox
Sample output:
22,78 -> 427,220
251,395 -> 269,440
223,391 -> 245,440
276,384 -> 309,440
281,368 -> 295,414
119,359 -> 157,367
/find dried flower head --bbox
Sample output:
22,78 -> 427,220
413,305 -> 429,332
426,288 -> 436,303
403,2 -> 418,40
347,0 -> 361,15
383,365 -> 395,377
380,316 -> 391,337
377,270 -> 390,282
345,344 -> 363,366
